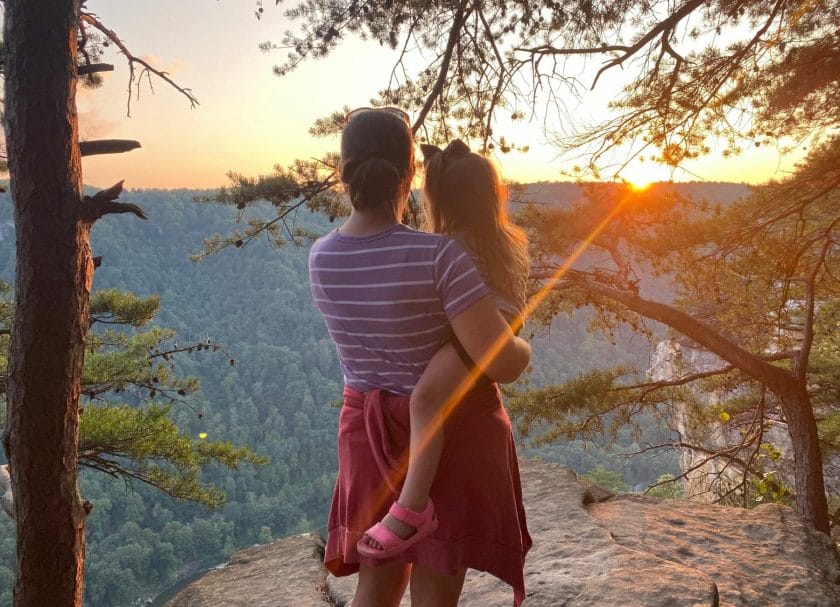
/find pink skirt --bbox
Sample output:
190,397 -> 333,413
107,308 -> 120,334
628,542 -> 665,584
324,383 -> 531,606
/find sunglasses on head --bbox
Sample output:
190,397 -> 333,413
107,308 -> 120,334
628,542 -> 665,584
345,106 -> 411,126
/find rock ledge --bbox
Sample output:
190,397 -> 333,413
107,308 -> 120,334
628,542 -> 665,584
168,459 -> 840,606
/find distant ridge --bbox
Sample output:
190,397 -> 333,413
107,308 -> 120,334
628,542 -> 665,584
518,181 -> 750,207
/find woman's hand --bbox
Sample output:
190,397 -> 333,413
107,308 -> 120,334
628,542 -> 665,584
450,295 -> 531,384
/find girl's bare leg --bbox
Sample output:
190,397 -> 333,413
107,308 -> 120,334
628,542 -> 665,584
362,343 -> 468,547
410,564 -> 467,607
352,562 -> 411,607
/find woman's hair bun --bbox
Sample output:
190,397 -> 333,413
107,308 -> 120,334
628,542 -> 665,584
340,110 -> 414,212
348,157 -> 402,210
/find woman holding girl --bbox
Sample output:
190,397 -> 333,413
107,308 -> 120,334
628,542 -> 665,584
308,108 -> 531,606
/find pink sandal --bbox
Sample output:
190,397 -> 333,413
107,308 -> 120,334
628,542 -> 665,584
356,499 -> 439,559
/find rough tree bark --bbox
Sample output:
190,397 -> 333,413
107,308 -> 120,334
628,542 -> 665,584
3,0 -> 90,604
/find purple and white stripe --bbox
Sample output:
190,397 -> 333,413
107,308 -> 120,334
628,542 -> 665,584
309,224 -> 490,394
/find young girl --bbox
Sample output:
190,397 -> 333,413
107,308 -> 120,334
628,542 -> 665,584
358,139 -> 529,558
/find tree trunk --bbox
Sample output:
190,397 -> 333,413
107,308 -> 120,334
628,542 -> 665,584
558,276 -> 832,533
778,387 -> 830,534
2,1 -> 90,605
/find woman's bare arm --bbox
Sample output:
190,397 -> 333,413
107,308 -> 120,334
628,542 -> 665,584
450,295 -> 530,384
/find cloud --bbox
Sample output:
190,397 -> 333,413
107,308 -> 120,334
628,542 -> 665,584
77,106 -> 118,141
139,55 -> 185,78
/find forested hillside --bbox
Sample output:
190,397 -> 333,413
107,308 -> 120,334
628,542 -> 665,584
0,186 -> 684,605
0,190 -> 343,605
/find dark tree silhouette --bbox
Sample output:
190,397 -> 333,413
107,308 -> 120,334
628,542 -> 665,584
264,0 -> 840,168
2,1 -> 197,604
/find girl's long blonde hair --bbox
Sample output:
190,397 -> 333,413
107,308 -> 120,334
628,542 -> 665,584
422,140 -> 529,316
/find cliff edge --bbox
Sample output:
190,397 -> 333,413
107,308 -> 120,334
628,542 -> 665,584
168,459 -> 840,606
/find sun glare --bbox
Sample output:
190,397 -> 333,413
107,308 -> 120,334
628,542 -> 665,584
627,179 -> 652,192
620,161 -> 674,192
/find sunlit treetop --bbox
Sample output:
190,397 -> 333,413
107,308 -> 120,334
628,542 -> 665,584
262,0 -> 840,174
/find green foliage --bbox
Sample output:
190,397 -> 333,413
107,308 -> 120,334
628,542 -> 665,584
819,412 -> 840,451
0,513 -> 11,605
645,474 -> 686,499
0,279 -> 263,509
581,464 -> 629,493
510,364 -> 690,455
79,403 -> 265,508
85,326 -> 181,389
717,468 -> 794,509
2,190 -> 342,605
90,288 -> 160,326
258,525 -> 273,544
510,368 -> 630,444
811,298 -> 840,414
193,158 -> 345,259
829,495 -> 840,530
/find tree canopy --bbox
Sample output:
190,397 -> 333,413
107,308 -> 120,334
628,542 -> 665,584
264,0 -> 840,170
510,140 -> 839,529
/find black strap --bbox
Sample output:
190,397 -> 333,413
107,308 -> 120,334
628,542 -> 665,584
450,336 -> 493,386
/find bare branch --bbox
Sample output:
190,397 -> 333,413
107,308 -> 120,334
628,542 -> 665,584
80,12 -> 199,116
590,0 -> 706,88
411,1 -> 470,134
76,63 -> 114,76
80,180 -> 148,223
515,44 -> 631,56
796,224 -> 837,379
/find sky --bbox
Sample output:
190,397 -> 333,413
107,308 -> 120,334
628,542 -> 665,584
77,0 -> 805,190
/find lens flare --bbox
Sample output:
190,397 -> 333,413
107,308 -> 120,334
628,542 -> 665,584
363,190 -> 636,524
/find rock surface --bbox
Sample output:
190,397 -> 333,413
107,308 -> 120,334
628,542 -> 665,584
0,464 -> 13,519
167,459 -> 840,606
166,533 -> 328,606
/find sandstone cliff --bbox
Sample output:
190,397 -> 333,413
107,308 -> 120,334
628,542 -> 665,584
649,338 -> 840,502
167,459 -> 840,606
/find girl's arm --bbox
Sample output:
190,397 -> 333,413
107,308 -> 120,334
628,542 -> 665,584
450,295 -> 530,384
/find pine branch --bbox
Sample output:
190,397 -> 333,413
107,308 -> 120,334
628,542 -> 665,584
617,351 -> 795,395
544,270 -> 796,391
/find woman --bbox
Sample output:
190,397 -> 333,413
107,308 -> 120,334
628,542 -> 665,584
309,108 -> 532,606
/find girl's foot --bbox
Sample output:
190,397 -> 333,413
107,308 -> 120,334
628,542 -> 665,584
357,500 -> 438,558
360,511 -> 417,550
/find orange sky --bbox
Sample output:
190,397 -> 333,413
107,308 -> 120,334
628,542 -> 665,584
77,0 -> 804,191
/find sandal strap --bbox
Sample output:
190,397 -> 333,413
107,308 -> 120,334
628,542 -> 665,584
388,499 -> 434,529
363,521 -> 402,547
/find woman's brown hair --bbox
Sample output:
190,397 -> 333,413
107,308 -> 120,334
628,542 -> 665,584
340,110 -> 415,219
422,140 -> 529,316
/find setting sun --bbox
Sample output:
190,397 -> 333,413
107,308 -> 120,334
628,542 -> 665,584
618,160 -> 676,191
627,179 -> 652,192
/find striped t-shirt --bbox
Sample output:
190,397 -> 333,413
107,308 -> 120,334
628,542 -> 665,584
309,223 -> 491,395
